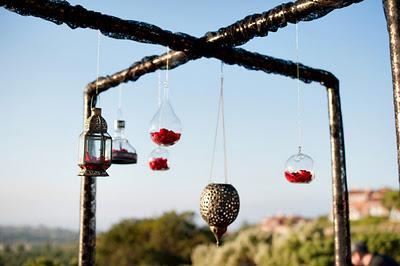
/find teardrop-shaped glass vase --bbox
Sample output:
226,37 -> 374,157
149,98 -> 182,147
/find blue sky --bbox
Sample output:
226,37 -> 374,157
0,0 -> 398,231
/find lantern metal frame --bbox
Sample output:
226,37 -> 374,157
2,0 -> 400,265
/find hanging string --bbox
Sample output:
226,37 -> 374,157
295,22 -> 302,154
209,80 -> 221,183
94,30 -> 101,108
164,46 -> 170,101
209,62 -> 229,184
220,63 -> 228,184
157,71 -> 161,107
157,47 -> 170,129
117,86 -> 123,119
166,47 -> 169,83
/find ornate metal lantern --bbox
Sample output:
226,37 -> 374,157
78,107 -> 112,177
200,183 -> 240,245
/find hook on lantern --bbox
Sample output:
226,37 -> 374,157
78,108 -> 112,177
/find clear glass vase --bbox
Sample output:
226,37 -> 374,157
149,147 -> 170,171
284,150 -> 314,184
149,84 -> 182,147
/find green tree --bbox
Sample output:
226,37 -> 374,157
381,190 -> 400,211
23,257 -> 61,266
192,217 -> 400,266
0,244 -> 77,266
96,211 -> 213,266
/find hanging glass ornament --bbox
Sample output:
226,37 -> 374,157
284,149 -> 314,183
149,91 -> 182,146
200,183 -> 240,245
111,120 -> 137,164
148,147 -> 170,171
283,25 -> 314,184
149,49 -> 182,147
78,107 -> 112,177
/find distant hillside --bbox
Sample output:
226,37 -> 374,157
0,226 -> 78,246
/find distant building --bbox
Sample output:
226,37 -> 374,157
260,215 -> 309,234
348,188 -> 399,221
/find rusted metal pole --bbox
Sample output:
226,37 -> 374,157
0,0 -> 364,49
78,176 -> 96,266
78,93 -> 96,266
326,83 -> 351,266
383,0 -> 400,186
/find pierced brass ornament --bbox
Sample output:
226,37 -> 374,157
200,183 -> 240,245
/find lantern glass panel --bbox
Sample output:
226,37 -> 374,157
78,132 -> 85,165
79,133 -> 112,171
104,136 -> 112,162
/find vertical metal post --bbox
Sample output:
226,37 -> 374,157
78,93 -> 96,266
383,0 -> 400,186
326,84 -> 351,266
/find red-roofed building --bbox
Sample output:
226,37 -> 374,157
348,188 -> 396,220
260,215 -> 309,233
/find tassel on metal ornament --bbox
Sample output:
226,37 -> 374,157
200,183 -> 240,246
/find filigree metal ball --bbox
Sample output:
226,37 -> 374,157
200,183 -> 240,245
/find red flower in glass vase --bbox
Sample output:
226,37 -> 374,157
151,128 -> 181,146
83,152 -> 110,171
149,157 -> 169,171
112,148 -> 128,153
284,170 -> 313,183
284,152 -> 314,184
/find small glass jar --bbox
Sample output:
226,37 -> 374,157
148,147 -> 170,171
112,120 -> 137,164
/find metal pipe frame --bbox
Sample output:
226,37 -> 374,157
77,94 -> 97,266
0,0 -> 362,265
0,0 -> 364,95
78,176 -> 96,265
383,0 -> 400,187
327,85 -> 351,266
